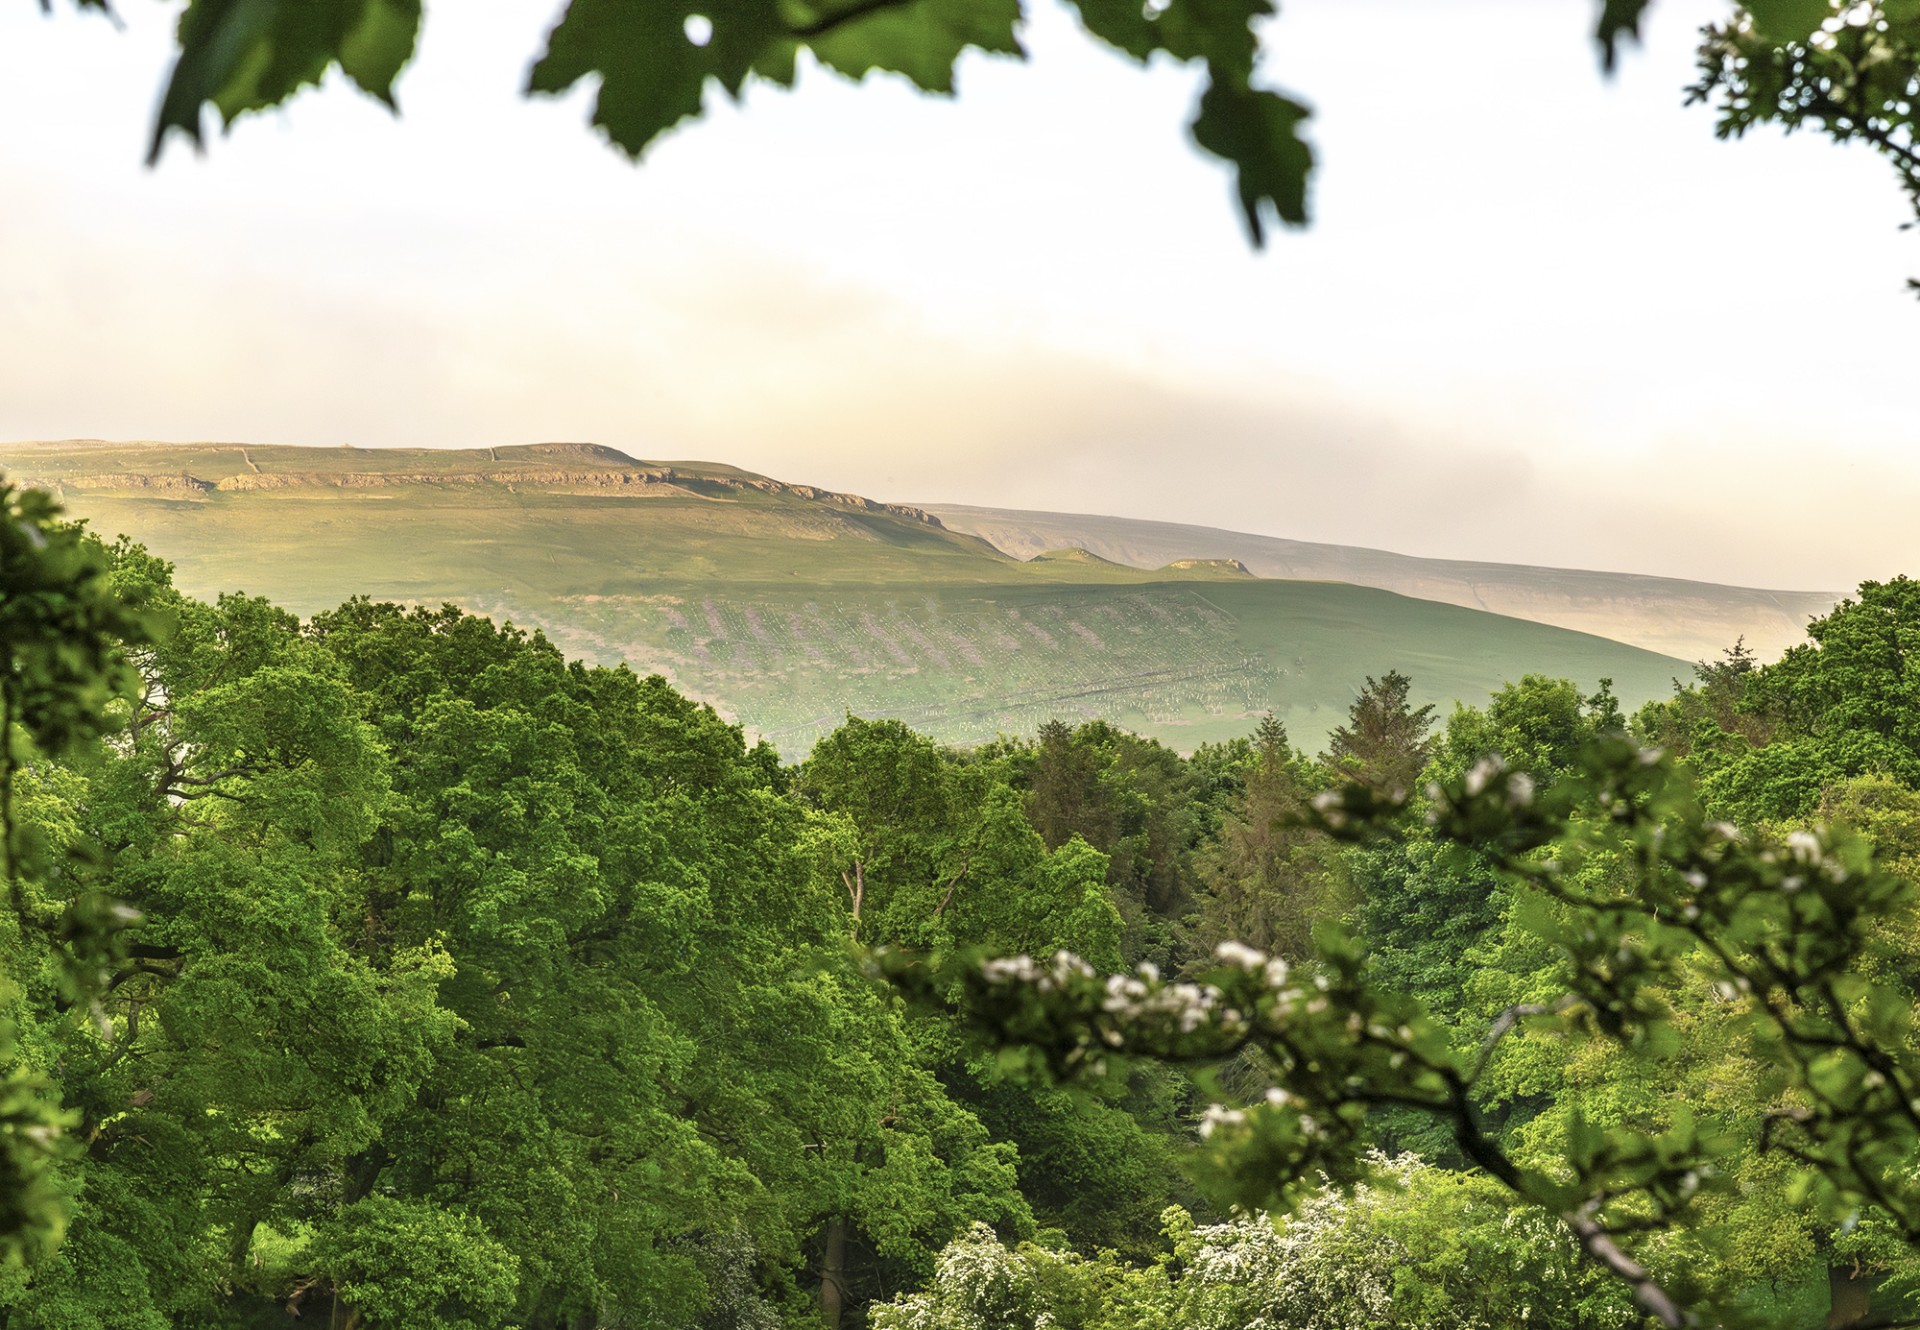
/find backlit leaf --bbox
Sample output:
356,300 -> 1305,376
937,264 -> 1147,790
805,0 -> 1024,91
1595,0 -> 1654,71
1745,0 -> 1834,41
149,0 -> 421,163
1191,81 -> 1313,245
338,0 -> 422,106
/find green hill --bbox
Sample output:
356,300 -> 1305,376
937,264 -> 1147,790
928,504 -> 1838,664
3,440 -> 1689,755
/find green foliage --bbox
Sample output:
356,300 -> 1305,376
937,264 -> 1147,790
1012,720 -> 1209,963
311,1197 -> 519,1329
950,1071 -> 1186,1260
1036,836 -> 1125,973
0,542 -> 1097,1327
130,0 -> 1318,245
1352,673 -> 1623,1036
1321,671 -> 1436,798
872,1158 -> 1640,1330
915,724 -> 1920,1327
1195,714 -> 1344,963
1753,577 -> 1920,772
0,484 -> 150,768
1349,830 -> 1503,1030
0,1017 -> 67,1270
1597,0 -> 1657,69
0,482 -> 151,1267
1692,0 -> 1920,230
150,0 -> 422,163
1665,580 -> 1920,824
526,0 -> 1024,158
22,507 -> 1920,1330
1633,639 -> 1772,762
1433,673 -> 1624,786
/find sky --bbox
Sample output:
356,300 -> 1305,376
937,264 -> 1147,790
1,0 -> 1915,591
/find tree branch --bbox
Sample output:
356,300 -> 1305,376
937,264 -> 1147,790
1470,995 -> 1578,1081
1561,1205 -> 1695,1329
842,859 -> 865,925
932,853 -> 971,919
93,999 -> 141,1076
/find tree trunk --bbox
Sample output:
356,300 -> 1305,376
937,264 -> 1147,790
842,861 -> 865,931
819,1215 -> 849,1330
1827,1262 -> 1874,1328
342,1143 -> 391,1204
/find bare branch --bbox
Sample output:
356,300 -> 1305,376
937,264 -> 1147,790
1470,995 -> 1579,1081
93,999 -> 141,1077
932,853 -> 971,919
1562,1207 -> 1695,1329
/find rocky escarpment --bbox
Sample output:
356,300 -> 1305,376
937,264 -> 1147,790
695,473 -> 943,527
214,471 -> 494,490
43,458 -> 946,529
210,468 -> 677,491
62,473 -> 214,495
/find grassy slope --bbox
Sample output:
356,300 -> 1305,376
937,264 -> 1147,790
927,504 -> 1839,664
5,440 -> 1689,756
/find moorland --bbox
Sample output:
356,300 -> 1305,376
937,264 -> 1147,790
3,438 -> 1766,752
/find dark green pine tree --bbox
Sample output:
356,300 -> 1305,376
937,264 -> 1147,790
1321,671 -> 1436,797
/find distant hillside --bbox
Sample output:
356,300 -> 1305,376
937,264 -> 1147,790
929,505 -> 1837,664
3,440 -> 1688,755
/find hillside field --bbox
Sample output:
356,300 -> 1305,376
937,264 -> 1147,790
928,505 -> 1838,664
4,440 -> 1691,753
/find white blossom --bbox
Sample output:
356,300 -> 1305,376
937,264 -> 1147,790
1199,1104 -> 1247,1139
1215,940 -> 1268,971
1465,754 -> 1505,796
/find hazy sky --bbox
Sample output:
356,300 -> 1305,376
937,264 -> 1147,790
2,0 -> 1914,590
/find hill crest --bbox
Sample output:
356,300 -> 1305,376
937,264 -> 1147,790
8,440 -> 947,529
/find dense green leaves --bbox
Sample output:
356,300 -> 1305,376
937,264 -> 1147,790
1322,670 -> 1435,798
20,496 -> 1920,1326
873,1159 -> 1642,1330
1194,715 -> 1342,962
0,483 -> 151,1265
1745,0 -> 1842,42
925,698 -> 1920,1326
807,0 -> 1026,90
0,485 -> 149,771
2,542 -> 1100,1327
311,1197 -> 520,1329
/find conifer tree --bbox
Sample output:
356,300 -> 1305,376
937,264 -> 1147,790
1320,671 -> 1436,798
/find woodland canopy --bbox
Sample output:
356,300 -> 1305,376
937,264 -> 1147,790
7,486 -> 1920,1328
